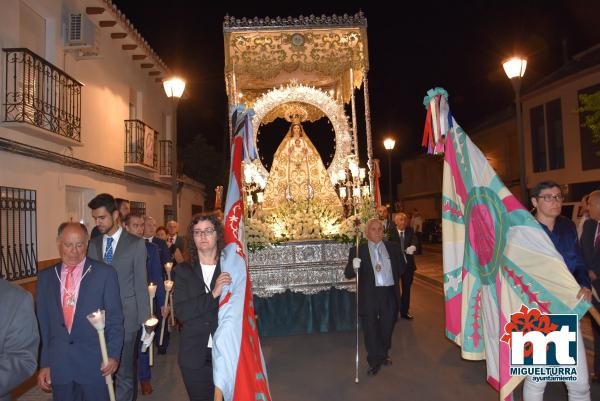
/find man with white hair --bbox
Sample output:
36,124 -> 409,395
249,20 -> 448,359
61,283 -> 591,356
345,218 -> 405,376
581,189 -> 600,383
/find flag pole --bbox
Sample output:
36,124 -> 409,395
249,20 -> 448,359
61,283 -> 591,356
354,225 -> 360,384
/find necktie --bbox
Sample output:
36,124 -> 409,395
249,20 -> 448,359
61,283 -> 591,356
62,265 -> 77,333
167,236 -> 174,247
104,237 -> 114,264
400,231 -> 407,262
595,223 -> 600,250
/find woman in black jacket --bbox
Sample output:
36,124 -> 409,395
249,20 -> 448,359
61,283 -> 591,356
173,214 -> 231,401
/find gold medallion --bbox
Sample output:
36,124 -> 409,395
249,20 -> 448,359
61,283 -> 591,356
67,297 -> 76,307
375,264 -> 381,272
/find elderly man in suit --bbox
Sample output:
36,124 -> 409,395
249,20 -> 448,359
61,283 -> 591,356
87,193 -> 148,401
390,212 -> 419,320
0,278 -> 39,401
37,222 -> 123,401
581,189 -> 600,383
345,218 -> 405,376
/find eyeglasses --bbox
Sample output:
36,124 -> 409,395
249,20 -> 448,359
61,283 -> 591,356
537,194 -> 564,203
193,228 -> 216,237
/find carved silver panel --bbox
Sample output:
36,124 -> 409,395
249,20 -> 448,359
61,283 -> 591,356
248,240 -> 355,297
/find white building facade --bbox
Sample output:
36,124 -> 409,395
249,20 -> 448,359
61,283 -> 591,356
0,0 -> 205,282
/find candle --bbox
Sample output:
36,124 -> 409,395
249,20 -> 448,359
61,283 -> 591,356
87,310 -> 116,401
164,262 -> 173,281
159,280 -> 174,346
362,185 -> 370,196
256,192 -> 264,203
352,187 -> 361,198
339,187 -> 347,198
338,170 -> 347,182
148,283 -> 157,316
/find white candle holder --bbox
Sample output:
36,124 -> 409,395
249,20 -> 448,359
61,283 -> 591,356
143,316 -> 159,366
86,310 -> 116,401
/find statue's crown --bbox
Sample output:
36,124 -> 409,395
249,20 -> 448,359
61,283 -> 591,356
284,103 -> 308,123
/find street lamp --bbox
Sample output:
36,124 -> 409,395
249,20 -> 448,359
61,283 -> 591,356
503,56 -> 527,204
383,138 -> 396,209
163,77 -> 186,221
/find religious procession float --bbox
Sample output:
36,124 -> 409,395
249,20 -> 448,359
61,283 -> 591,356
222,12 -> 379,335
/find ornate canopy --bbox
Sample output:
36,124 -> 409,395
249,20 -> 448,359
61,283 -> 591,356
223,12 -> 375,200
223,12 -> 369,107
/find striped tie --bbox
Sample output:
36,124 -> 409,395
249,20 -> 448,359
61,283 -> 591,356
104,237 -> 114,264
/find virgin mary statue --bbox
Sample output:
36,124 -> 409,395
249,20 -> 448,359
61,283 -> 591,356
261,121 -> 342,212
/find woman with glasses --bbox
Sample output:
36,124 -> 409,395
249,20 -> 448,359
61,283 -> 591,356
524,181 -> 592,401
173,214 -> 232,401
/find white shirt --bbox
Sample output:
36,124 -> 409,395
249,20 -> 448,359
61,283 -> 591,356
102,226 -> 123,256
200,263 -> 217,347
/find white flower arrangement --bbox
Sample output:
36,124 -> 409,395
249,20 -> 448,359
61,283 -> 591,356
244,199 -> 377,249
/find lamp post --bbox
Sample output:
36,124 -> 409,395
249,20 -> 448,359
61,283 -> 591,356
383,138 -> 396,209
163,77 -> 186,221
503,57 -> 527,204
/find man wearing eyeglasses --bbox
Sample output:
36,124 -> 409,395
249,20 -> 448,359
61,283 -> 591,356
524,181 -> 592,401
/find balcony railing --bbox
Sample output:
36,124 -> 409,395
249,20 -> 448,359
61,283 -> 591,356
3,48 -> 82,141
124,119 -> 158,170
159,139 -> 172,177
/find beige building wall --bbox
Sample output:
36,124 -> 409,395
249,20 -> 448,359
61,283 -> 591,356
522,65 -> 600,191
0,0 -> 205,269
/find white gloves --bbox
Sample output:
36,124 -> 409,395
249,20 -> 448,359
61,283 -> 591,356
353,257 -> 361,269
405,245 -> 417,255
140,326 -> 155,352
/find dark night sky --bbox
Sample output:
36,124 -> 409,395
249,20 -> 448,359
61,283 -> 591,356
113,0 -> 600,196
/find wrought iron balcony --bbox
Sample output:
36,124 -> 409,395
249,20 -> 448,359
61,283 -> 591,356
3,48 -> 82,142
159,139 -> 172,177
124,119 -> 158,170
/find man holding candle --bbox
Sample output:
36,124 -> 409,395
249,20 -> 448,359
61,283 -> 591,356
88,194 -> 149,401
142,215 -> 171,355
124,213 -> 166,395
36,222 -> 123,401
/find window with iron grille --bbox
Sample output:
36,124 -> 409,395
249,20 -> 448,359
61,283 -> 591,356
0,186 -> 38,281
130,201 -> 146,216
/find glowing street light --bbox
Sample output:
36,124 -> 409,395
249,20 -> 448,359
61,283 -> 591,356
163,77 -> 186,221
502,56 -> 527,204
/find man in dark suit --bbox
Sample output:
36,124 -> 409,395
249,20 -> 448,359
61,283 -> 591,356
37,222 -> 123,401
581,189 -> 600,383
166,220 -> 185,261
87,193 -> 149,401
124,213 -> 166,395
0,278 -> 39,401
142,215 -> 171,355
143,216 -> 171,267
376,205 -> 393,239
389,212 -> 419,320
345,218 -> 405,376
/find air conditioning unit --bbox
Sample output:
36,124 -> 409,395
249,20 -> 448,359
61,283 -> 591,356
65,13 -> 96,49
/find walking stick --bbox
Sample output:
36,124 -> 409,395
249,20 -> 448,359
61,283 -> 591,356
354,227 -> 361,384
